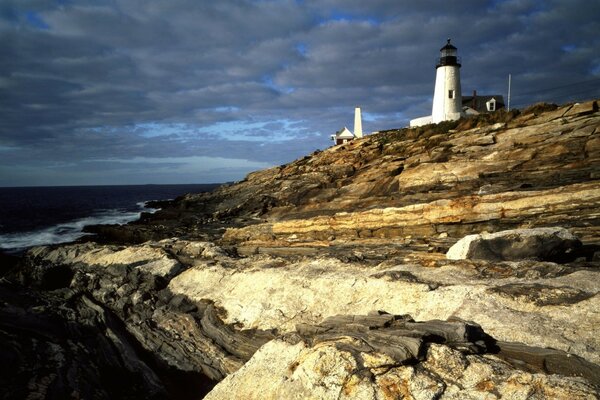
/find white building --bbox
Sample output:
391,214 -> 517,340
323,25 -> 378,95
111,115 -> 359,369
331,107 -> 364,145
331,127 -> 355,145
411,39 -> 465,127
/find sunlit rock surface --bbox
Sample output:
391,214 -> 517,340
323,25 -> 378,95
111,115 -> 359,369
12,237 -> 600,397
446,227 -> 582,261
88,100 -> 600,249
205,337 -> 598,400
4,100 -> 600,398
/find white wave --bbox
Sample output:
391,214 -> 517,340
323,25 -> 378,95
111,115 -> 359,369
0,204 -> 159,252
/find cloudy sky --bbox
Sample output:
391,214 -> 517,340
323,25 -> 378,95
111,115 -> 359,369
1,0 -> 599,186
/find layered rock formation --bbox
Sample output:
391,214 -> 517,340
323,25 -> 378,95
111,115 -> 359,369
219,101 -> 599,251
206,315 -> 599,400
2,100 -> 600,398
6,237 -> 600,398
87,100 -> 599,251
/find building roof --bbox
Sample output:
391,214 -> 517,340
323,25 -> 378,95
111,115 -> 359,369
440,38 -> 457,51
334,127 -> 355,139
462,95 -> 505,113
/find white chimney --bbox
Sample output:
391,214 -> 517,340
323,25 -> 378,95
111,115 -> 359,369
354,107 -> 363,138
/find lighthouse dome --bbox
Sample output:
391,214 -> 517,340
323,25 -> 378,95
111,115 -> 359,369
440,38 -> 457,52
436,38 -> 461,68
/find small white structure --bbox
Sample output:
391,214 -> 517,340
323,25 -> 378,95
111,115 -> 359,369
331,127 -> 354,145
353,107 -> 363,138
409,115 -> 433,127
331,107 -> 364,145
463,106 -> 480,116
410,39 -> 465,127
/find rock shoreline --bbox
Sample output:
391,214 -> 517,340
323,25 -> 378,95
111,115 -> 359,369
1,100 -> 599,399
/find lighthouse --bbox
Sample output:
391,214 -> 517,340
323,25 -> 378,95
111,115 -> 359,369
410,39 -> 504,128
431,39 -> 463,123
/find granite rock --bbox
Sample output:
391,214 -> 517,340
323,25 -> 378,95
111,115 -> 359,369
205,313 -> 600,400
446,227 -> 582,261
4,101 -> 600,398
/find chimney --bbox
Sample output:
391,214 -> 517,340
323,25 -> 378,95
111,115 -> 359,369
472,90 -> 477,110
354,107 -> 363,138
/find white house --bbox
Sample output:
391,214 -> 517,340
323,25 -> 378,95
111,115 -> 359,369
462,92 -> 505,113
331,127 -> 354,145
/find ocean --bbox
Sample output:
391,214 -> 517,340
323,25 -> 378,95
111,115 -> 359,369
0,184 -> 220,253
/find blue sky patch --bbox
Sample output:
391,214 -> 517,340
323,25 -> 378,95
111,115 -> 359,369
24,11 -> 49,30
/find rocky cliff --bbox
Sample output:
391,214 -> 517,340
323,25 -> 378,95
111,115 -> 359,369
2,100 -> 600,399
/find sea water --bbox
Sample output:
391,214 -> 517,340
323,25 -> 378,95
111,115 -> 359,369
0,184 -> 220,253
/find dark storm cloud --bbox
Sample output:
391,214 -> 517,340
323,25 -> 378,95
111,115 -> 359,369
1,0 -> 599,186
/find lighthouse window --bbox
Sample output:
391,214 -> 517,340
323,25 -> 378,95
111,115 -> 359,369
448,90 -> 455,99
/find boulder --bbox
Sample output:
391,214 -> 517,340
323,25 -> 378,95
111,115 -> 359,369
446,227 -> 581,261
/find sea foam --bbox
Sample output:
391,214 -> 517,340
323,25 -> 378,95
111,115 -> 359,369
0,202 -> 158,252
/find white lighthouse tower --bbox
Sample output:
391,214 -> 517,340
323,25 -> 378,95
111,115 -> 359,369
431,39 -> 463,123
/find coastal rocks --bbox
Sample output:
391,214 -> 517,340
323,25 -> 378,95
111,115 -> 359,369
0,250 -> 19,274
18,242 -> 184,290
5,101 -> 600,398
490,283 -> 594,306
85,101 -> 599,247
205,313 -> 599,400
222,182 -> 600,249
166,244 -> 600,365
5,241 -> 279,398
8,234 -> 600,397
293,312 -> 494,358
446,227 -> 582,261
0,282 -> 171,399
